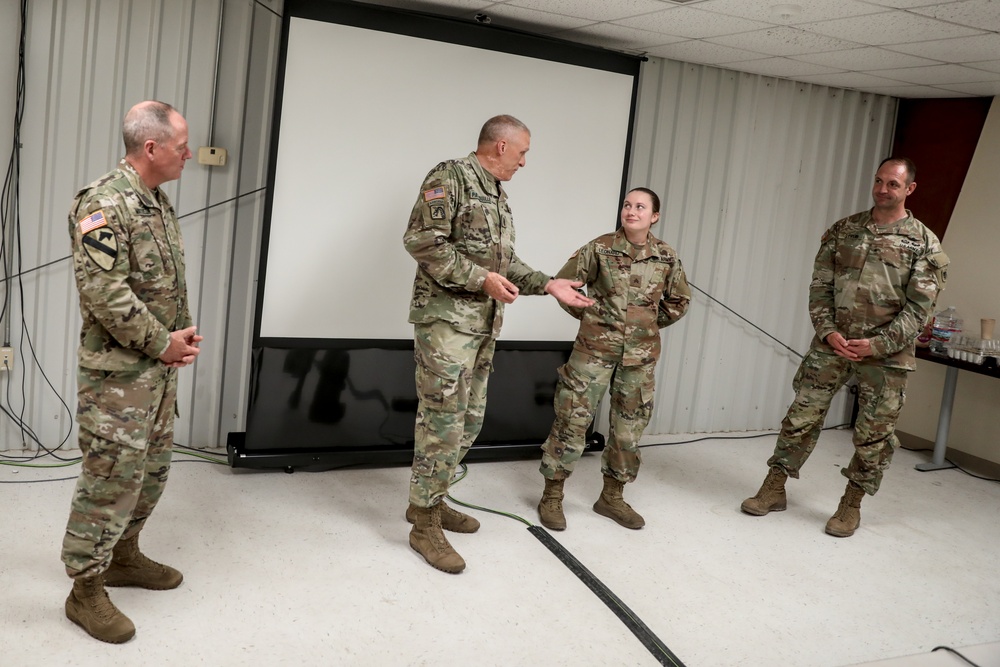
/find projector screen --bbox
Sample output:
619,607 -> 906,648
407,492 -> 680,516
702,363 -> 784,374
256,1 -> 640,342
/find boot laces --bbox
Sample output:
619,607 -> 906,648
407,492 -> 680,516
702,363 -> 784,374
86,586 -> 118,622
428,509 -> 451,550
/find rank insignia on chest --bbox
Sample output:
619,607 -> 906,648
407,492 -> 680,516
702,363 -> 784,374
78,209 -> 108,234
82,227 -> 118,272
423,186 -> 446,202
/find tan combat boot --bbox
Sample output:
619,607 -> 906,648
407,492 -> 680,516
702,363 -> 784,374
65,574 -> 136,644
825,481 -> 865,537
537,477 -> 566,531
593,475 -> 644,529
409,504 -> 466,574
104,534 -> 183,590
741,466 -> 788,516
405,500 -> 480,533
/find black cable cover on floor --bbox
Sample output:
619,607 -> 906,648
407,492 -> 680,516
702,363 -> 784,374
528,525 -> 686,667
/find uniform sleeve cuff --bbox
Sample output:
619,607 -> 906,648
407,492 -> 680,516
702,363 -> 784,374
145,329 -> 171,361
466,266 -> 489,292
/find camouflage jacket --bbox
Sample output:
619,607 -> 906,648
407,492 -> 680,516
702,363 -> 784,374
404,152 -> 550,338
556,229 -> 690,366
809,208 -> 948,370
68,159 -> 191,371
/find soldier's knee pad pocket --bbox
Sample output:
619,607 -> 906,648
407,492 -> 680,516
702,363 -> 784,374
558,363 -> 594,394
79,435 -> 144,481
418,365 -> 460,412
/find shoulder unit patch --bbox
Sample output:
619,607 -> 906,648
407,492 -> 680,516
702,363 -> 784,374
82,227 -> 119,272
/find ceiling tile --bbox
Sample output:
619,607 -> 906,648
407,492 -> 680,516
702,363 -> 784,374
798,9 -> 984,45
708,26 -> 861,56
695,0 -> 884,24
793,71 -> 915,88
794,46 -> 941,70
716,56 -> 843,78
505,0 -> 672,22
863,84 -> 973,98
478,4 -> 594,33
888,32 -> 1000,62
613,6 -> 770,39
855,0 -> 967,8
644,39 -> 765,63
553,23 -> 687,51
872,63 -> 1000,84
933,80 -> 1000,96
910,0 -> 1000,31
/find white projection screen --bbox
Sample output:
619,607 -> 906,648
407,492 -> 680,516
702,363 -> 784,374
256,1 -> 640,343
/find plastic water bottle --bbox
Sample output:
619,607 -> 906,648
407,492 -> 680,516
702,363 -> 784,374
930,306 -> 962,355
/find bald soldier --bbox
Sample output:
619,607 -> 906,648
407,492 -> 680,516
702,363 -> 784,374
62,101 -> 200,643
741,157 -> 948,537
403,115 -> 593,573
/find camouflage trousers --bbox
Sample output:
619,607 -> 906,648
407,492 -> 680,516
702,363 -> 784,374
62,364 -> 177,579
769,349 -> 908,495
409,321 -> 495,508
540,351 -> 655,483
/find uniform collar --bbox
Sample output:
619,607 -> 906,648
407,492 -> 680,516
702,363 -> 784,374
469,152 -> 506,201
612,228 -> 659,260
864,207 -> 915,235
119,158 -> 169,211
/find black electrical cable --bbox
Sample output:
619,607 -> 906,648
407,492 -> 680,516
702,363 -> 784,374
0,185 -> 267,287
932,645 -> 981,667
900,445 -> 1000,483
638,423 -> 852,449
688,280 -> 805,360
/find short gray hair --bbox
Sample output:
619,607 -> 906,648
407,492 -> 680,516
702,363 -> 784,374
122,101 -> 177,155
478,115 -> 529,146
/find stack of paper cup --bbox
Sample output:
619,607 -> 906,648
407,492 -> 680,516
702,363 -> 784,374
983,319 -> 996,340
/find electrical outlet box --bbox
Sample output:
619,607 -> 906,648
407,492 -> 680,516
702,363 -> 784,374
197,146 -> 228,166
0,347 -> 12,371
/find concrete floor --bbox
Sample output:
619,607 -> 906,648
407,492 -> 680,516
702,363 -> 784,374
1,429 -> 998,666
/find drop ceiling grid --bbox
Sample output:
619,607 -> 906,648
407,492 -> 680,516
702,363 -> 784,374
355,0 -> 1000,97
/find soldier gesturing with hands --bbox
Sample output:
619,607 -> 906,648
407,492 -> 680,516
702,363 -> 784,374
403,115 -> 592,574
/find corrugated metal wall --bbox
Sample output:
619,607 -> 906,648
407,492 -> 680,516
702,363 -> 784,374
0,0 -> 280,451
0,5 -> 896,451
629,58 -> 897,435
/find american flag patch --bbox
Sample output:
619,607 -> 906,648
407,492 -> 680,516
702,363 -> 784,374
79,210 -> 107,234
423,186 -> 446,202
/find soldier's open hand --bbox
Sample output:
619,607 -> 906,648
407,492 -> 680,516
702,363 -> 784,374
546,279 -> 595,308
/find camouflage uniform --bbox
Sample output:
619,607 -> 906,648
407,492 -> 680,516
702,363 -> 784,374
404,153 -> 551,507
62,159 -> 191,578
540,229 -> 690,483
769,208 -> 948,494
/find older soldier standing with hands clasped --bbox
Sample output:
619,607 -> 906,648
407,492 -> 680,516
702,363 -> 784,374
62,101 -> 201,643
403,115 -> 593,574
741,157 -> 948,537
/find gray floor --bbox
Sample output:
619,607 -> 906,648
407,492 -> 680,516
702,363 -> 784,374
2,429 -> 998,667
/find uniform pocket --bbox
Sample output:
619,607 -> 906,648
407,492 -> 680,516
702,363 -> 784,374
416,362 -> 460,412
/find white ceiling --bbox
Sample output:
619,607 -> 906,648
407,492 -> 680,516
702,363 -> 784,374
353,0 -> 1000,98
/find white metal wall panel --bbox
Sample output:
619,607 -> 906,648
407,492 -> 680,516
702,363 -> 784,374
629,58 -> 896,436
0,0 -> 277,451
0,3 -> 895,451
